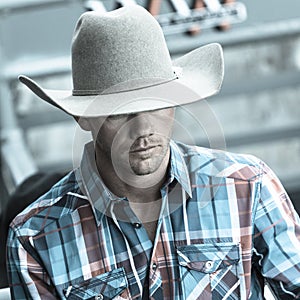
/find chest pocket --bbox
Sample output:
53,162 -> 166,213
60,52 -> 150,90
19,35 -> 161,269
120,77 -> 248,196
177,243 -> 241,300
65,268 -> 130,300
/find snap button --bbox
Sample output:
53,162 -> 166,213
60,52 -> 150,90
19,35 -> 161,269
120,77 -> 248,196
152,262 -> 158,270
133,222 -> 142,229
95,294 -> 103,300
205,261 -> 213,269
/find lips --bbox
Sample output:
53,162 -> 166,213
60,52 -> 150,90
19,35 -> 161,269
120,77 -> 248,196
130,145 -> 158,153
129,137 -> 161,154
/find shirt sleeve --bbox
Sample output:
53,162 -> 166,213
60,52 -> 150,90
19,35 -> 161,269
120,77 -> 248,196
6,225 -> 58,300
253,161 -> 300,299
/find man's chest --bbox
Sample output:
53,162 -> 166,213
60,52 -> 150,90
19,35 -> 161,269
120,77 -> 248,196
33,197 -> 254,300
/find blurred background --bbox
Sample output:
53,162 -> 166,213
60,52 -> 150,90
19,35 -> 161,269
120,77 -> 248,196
0,0 -> 300,293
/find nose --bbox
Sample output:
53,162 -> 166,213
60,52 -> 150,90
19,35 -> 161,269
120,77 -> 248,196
128,112 -> 153,139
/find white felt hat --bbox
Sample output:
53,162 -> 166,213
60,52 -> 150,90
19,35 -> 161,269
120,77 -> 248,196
19,5 -> 224,117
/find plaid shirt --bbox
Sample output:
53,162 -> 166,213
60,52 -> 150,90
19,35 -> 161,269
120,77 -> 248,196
7,141 -> 300,299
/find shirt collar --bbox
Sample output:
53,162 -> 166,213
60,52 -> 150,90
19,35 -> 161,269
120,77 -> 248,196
78,140 -> 192,223
78,142 -> 124,223
169,141 -> 192,198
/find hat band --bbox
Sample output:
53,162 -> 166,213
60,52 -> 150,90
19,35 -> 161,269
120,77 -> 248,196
72,75 -> 178,96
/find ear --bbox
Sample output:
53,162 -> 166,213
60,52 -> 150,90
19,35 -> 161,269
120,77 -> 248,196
73,116 -> 91,131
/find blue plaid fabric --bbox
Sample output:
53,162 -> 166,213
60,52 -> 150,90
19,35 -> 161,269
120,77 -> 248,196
7,141 -> 300,299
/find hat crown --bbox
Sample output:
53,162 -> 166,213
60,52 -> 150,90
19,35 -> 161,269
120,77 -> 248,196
71,6 -> 174,95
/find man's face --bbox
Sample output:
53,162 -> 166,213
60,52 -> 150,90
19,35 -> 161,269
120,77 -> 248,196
86,108 -> 175,176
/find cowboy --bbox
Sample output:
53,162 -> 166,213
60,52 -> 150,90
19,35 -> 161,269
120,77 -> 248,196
7,5 -> 300,300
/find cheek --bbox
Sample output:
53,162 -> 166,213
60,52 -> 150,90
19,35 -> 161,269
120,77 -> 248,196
95,123 -> 114,147
155,117 -> 175,137
97,124 -> 129,151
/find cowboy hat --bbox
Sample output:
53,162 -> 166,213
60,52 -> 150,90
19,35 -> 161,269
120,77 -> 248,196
19,5 -> 224,117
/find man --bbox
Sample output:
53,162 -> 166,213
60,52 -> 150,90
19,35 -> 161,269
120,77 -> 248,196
7,5 -> 300,300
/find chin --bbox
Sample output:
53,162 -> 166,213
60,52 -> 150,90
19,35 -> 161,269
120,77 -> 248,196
130,160 -> 160,176
131,166 -> 156,176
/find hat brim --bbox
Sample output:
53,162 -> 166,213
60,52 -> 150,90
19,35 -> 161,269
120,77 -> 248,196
19,43 -> 224,117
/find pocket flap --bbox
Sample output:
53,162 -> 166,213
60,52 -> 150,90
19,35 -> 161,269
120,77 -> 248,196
65,268 -> 128,299
177,243 -> 240,274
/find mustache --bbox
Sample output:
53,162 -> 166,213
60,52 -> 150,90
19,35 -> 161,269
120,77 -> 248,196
129,136 -> 163,152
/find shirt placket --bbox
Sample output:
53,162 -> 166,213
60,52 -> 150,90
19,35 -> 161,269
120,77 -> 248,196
148,186 -> 172,298
112,199 -> 154,298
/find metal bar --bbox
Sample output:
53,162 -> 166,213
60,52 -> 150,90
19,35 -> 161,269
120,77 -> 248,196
0,0 -> 71,12
0,61 -> 37,190
218,70 -> 300,99
4,56 -> 71,80
0,82 -> 18,132
1,129 -> 38,189
195,126 -> 300,148
157,2 -> 247,35
167,18 -> 300,53
19,111 -> 73,129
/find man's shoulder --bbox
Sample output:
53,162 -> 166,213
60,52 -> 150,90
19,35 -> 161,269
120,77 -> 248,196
173,141 -> 263,181
10,171 -> 88,235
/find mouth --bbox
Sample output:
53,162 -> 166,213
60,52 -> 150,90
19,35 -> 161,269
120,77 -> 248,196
130,145 -> 159,153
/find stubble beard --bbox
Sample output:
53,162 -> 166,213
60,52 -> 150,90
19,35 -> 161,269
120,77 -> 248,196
97,137 -> 170,177
129,144 -> 169,175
